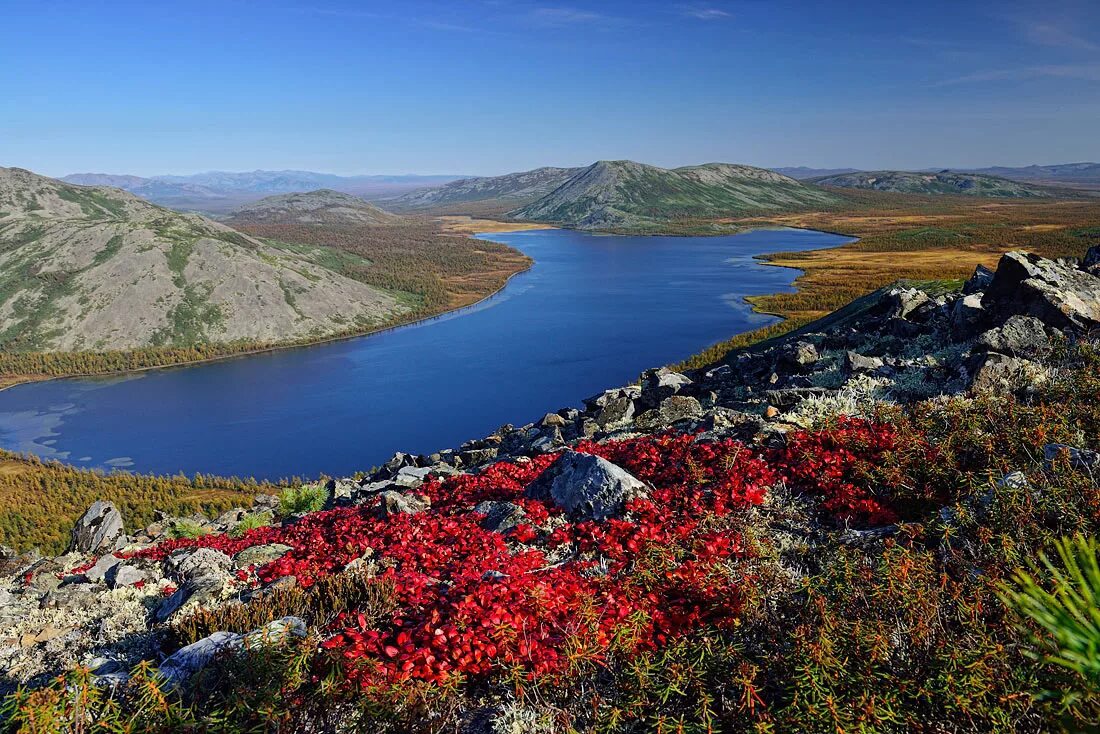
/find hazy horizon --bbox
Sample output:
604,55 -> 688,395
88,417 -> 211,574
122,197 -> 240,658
42,160 -> 1100,182
3,0 -> 1098,177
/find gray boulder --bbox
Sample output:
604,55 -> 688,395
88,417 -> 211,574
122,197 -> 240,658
154,575 -> 227,623
778,341 -> 819,372
176,548 -> 233,582
844,351 -> 884,375
233,543 -> 292,568
883,287 -> 932,320
641,367 -> 692,393
69,501 -> 124,554
968,352 -> 1046,394
983,251 -> 1100,331
950,293 -> 985,338
1044,444 -> 1100,472
1083,245 -> 1100,276
962,264 -> 995,294
378,491 -> 430,517
159,631 -> 242,688
658,395 -> 704,423
106,564 -> 146,589
597,396 -> 635,430
526,451 -> 647,521
975,315 -> 1053,361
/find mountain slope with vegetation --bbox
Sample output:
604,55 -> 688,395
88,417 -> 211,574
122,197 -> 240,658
811,170 -> 1066,198
511,160 -> 844,232
225,189 -> 404,226
383,166 -> 582,213
0,167 -> 405,353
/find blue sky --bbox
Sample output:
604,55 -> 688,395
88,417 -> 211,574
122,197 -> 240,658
2,0 -> 1098,176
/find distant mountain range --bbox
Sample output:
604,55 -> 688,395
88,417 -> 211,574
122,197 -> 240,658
0,167 -> 406,352
383,167 -> 582,212
510,160 -> 843,231
771,167 -> 861,180
810,170 -> 1066,198
225,190 -> 404,227
60,170 -> 465,215
947,163 -> 1100,185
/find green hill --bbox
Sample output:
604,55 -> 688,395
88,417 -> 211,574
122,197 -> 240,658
510,160 -> 843,232
811,170 -> 1067,198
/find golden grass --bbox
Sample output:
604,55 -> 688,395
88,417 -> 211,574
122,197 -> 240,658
437,215 -> 553,234
672,194 -> 1100,370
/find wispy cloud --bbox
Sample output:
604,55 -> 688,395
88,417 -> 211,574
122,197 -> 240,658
527,6 -> 605,26
1021,20 -> 1098,53
933,63 -> 1100,86
680,6 -> 732,21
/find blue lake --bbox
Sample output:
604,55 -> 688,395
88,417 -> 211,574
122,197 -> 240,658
0,227 -> 852,480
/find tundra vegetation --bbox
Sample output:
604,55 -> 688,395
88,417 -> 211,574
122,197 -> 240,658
1,248 -> 1098,732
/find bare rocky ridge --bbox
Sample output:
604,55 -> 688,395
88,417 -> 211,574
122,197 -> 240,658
0,167 -> 406,352
225,189 -> 404,226
2,245 -> 1097,695
511,160 -> 843,231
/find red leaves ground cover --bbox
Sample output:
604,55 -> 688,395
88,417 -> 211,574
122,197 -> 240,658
134,422 -> 914,689
774,416 -> 915,525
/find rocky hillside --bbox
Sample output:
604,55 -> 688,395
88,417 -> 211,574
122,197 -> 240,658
0,167 -> 406,352
511,160 -> 843,231
384,166 -> 582,212
811,170 -> 1065,198
3,246 -> 1098,730
224,189 -> 404,226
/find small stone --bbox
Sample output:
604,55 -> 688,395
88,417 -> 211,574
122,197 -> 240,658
778,341 -> 819,371
242,616 -> 307,649
233,544 -> 292,568
83,554 -> 123,584
106,564 -> 146,589
474,501 -> 527,533
378,491 -> 430,517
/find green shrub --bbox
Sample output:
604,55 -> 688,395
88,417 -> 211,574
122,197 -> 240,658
228,510 -> 273,538
1001,534 -> 1100,695
166,518 -> 208,539
278,484 -> 329,516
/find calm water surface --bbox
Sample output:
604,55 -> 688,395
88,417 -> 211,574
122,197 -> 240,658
0,228 -> 852,479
